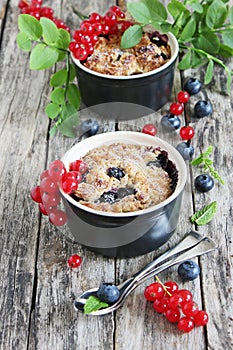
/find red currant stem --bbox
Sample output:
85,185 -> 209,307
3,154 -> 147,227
187,139 -> 191,147
72,6 -> 89,20
155,276 -> 172,297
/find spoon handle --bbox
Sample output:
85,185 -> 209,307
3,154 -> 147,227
132,230 -> 205,282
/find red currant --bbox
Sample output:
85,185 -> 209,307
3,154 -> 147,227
30,185 -> 42,203
144,282 -> 164,301
109,6 -> 125,18
193,310 -> 209,326
89,12 -> 102,23
73,30 -> 83,43
68,254 -> 82,269
170,102 -> 184,115
168,293 -> 183,310
62,173 -> 79,194
165,308 -> 181,323
42,192 -> 61,207
48,160 -> 66,181
101,23 -> 110,35
177,289 -> 193,305
104,11 -> 117,25
40,169 -> 49,181
182,301 -> 199,317
92,22 -> 102,35
68,170 -> 83,183
120,21 -> 133,32
40,177 -> 58,194
178,317 -> 195,333
177,90 -> 190,103
153,296 -> 169,313
49,209 -> 67,226
80,22 -> 93,35
85,43 -> 94,55
70,160 -> 87,174
18,0 -> 29,9
72,46 -> 88,61
179,126 -> 195,140
69,41 -> 80,53
142,124 -> 157,136
40,7 -> 54,19
163,281 -> 179,294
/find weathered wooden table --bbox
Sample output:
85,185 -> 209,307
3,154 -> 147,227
0,0 -> 232,349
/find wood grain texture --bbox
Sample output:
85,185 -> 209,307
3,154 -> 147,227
0,0 -> 232,349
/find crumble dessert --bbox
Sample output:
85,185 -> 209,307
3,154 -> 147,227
82,31 -> 171,76
71,143 -> 178,213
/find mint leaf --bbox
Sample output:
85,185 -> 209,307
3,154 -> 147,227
191,201 -> 217,226
29,44 -> 59,70
204,59 -> 214,85
67,83 -> 81,109
121,25 -> 143,49
45,103 -> 60,119
40,17 -> 59,45
18,14 -> 42,40
127,2 -> 151,24
84,296 -> 108,315
50,69 -> 68,87
16,32 -> 32,52
206,0 -> 227,29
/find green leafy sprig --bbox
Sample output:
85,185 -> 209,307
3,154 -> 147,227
191,145 -> 224,184
191,201 -> 217,225
121,0 -> 233,93
84,296 -> 109,314
17,14 -> 80,137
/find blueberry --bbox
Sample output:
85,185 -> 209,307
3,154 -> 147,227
80,119 -> 99,137
107,167 -> 125,180
99,190 -> 118,204
161,114 -> 181,131
97,283 -> 120,304
176,142 -> 194,161
184,78 -> 202,95
194,174 -> 214,192
178,260 -> 200,281
194,100 -> 213,118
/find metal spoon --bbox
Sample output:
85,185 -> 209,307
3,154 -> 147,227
74,232 -> 217,315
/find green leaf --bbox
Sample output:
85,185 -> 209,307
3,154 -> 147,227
189,2 -> 203,14
50,87 -> 65,104
127,2 -> 151,24
16,32 -> 32,52
178,51 -> 192,70
55,28 -> 71,50
218,44 -> 233,58
61,103 -> 77,121
191,201 -> 217,226
45,103 -> 60,119
18,14 -> 42,40
206,0 -> 227,29
40,17 -> 59,45
192,145 -> 213,166
50,69 -> 68,87
222,29 -> 233,49
121,25 -> 143,49
229,5 -> 233,24
143,0 -> 167,21
69,64 -> 76,82
84,296 -> 108,315
204,60 -> 214,84
194,32 -> 220,54
67,84 -> 81,109
58,110 -> 79,137
178,17 -> 196,42
189,51 -> 208,69
167,0 -> 189,21
57,51 -> 66,62
29,43 -> 59,70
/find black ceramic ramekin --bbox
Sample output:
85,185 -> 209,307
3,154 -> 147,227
71,33 -> 179,118
60,132 -> 187,258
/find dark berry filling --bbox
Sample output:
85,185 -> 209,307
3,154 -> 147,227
99,187 -> 136,204
149,31 -> 168,47
107,167 -> 125,180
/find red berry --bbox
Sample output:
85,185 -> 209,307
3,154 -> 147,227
193,310 -> 209,326
182,301 -> 199,317
168,293 -> 183,310
89,12 -> 102,23
177,90 -> 190,103
68,254 -> 82,269
180,126 -> 195,140
72,46 -> 88,61
92,22 -> 102,35
104,11 -> 117,25
101,23 -> 110,35
109,6 -> 125,18
153,296 -> 169,313
73,30 -> 83,43
18,0 -> 29,9
177,289 -> 193,305
178,317 -> 195,333
85,43 -> 94,55
39,203 -> 54,215
40,177 -> 59,194
42,192 -> 61,207
69,160 -> 87,174
89,34 -> 99,45
69,41 -> 80,52
40,169 -> 49,181
30,185 -> 42,203
62,173 -> 79,194
49,209 -> 67,226
163,281 -> 179,295
144,282 -> 164,301
48,160 -> 66,181
165,308 -> 181,323
120,21 -> 133,32
80,22 -> 93,35
142,124 -> 157,136
40,7 -> 54,19
68,170 -> 83,183
170,102 -> 184,115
